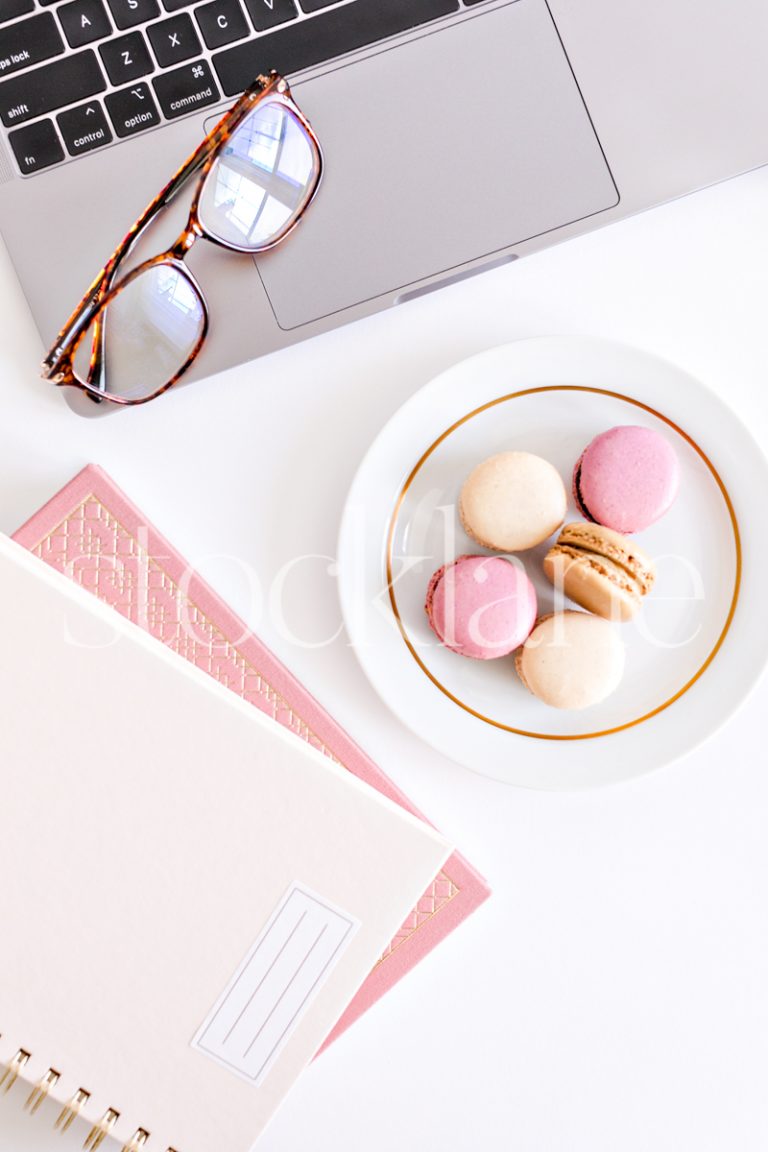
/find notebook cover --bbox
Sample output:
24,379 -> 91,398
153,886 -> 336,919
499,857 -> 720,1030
0,533 -> 452,1152
13,464 -> 490,1050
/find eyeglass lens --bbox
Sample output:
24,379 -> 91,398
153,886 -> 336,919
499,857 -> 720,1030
73,262 -> 205,402
197,96 -> 321,252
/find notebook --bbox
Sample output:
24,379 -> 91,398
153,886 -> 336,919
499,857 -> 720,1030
12,464 -> 490,1051
0,533 -> 451,1152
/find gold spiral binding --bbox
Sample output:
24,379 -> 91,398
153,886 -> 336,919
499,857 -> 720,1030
84,1107 -> 120,1151
25,1068 -> 61,1114
1,1034 -> 178,1152
55,1088 -> 91,1133
122,1129 -> 151,1152
0,1049 -> 30,1094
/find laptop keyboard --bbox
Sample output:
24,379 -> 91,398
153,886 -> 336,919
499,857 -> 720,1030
0,0 -> 480,176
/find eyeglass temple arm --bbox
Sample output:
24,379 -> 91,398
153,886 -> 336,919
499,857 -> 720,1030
65,148 -> 218,399
87,124 -> 236,393
76,142 -> 221,396
41,73 -> 280,381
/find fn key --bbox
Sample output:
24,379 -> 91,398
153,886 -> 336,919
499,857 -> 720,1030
9,118 -> 64,174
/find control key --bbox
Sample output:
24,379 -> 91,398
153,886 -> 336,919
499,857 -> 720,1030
57,99 -> 113,155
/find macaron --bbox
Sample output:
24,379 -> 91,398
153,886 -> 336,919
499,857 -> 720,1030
543,522 -> 655,622
460,451 -> 567,552
515,611 -> 625,710
425,554 -> 537,659
573,425 -> 680,534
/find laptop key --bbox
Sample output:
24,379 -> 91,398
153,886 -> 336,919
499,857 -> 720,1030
244,0 -> 297,32
57,98 -> 112,154
100,29 -> 153,83
1,0 -> 35,24
106,0 -> 160,30
8,116 -> 63,173
105,79 -> 160,135
213,0 -> 460,96
147,12 -> 201,67
0,13 -> 64,79
161,0 -> 196,10
0,49 -> 106,126
195,0 -> 249,50
59,0 -> 112,48
152,58 -> 218,119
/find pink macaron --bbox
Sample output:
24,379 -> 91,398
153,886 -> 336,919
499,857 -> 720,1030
425,554 -> 537,659
573,425 -> 680,534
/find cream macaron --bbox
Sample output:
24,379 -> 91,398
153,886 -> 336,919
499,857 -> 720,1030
515,611 -> 625,710
543,522 -> 655,622
459,451 -> 567,552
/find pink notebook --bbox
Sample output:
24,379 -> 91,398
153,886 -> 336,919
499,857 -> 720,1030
14,464 -> 490,1050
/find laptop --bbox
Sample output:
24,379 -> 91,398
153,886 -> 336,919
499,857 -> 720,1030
0,0 -> 766,412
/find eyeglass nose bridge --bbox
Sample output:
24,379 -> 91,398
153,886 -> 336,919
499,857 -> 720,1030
168,221 -> 204,262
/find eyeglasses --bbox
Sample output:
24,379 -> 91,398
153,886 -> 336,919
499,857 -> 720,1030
41,72 -> 323,406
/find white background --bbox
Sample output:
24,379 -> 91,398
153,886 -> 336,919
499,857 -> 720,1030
1,160 -> 768,1152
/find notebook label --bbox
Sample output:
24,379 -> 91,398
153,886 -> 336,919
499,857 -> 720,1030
192,882 -> 359,1085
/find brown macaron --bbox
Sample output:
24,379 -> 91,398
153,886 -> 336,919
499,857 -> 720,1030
543,522 -> 655,622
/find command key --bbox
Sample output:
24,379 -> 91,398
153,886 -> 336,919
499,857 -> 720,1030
152,59 -> 219,120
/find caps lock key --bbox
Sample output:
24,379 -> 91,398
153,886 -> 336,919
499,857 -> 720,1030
0,12 -> 64,77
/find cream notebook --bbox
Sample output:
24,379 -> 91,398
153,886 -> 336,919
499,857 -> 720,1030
0,534 -> 451,1152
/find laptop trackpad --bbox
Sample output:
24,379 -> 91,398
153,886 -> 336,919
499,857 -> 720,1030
255,0 -> 618,329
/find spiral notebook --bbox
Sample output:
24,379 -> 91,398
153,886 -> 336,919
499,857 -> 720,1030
0,534 -> 451,1152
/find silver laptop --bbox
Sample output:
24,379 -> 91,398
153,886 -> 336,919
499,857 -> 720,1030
0,0 -> 766,412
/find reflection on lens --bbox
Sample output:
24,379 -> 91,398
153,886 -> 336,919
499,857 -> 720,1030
74,263 -> 205,402
198,97 -> 320,251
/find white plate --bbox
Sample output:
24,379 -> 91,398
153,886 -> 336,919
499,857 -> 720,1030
338,338 -> 768,789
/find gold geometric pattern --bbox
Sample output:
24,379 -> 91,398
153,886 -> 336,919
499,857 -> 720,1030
378,873 -> 459,964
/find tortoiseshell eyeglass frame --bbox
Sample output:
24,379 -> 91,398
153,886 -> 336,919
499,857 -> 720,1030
40,71 -> 323,406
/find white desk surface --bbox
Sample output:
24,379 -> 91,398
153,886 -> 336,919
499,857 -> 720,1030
1,164 -> 767,1152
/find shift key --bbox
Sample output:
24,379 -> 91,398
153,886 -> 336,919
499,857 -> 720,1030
0,12 -> 64,77
0,50 -> 106,126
